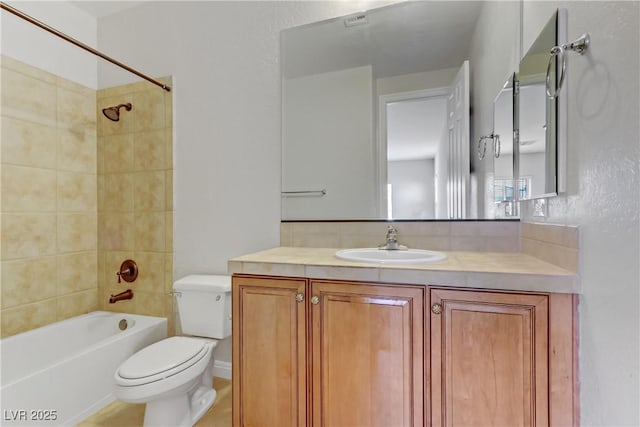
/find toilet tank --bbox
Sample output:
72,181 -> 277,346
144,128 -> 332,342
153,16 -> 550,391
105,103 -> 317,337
173,274 -> 231,339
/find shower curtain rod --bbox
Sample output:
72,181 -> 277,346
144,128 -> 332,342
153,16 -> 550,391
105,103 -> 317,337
0,1 -> 171,92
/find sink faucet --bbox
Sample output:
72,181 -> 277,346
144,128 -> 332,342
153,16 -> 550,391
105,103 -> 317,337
378,225 -> 407,250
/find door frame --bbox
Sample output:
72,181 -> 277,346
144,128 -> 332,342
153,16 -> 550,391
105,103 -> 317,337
377,87 -> 450,218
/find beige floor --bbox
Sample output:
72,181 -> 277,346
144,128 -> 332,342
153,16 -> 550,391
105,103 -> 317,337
78,377 -> 231,427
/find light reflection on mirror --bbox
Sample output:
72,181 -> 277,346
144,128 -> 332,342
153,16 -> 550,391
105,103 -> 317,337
281,2 -> 482,220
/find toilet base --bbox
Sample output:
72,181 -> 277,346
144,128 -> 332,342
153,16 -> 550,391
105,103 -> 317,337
191,386 -> 217,424
142,384 -> 217,427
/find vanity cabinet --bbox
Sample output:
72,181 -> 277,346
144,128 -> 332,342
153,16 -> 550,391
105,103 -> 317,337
232,276 -> 307,427
430,288 -> 550,426
232,275 -> 425,427
310,280 -> 425,427
232,275 -> 577,427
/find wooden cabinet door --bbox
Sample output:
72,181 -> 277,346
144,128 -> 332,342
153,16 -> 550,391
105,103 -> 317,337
310,280 -> 425,427
430,288 -> 549,427
232,275 -> 307,427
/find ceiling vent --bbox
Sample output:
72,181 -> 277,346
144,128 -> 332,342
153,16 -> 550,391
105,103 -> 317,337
344,13 -> 368,27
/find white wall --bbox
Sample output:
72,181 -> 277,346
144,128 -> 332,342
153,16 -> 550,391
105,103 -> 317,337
388,159 -> 434,219
0,0 -> 97,88
376,67 -> 458,97
519,2 -> 640,424
494,153 -> 514,178
283,66 -> 375,219
519,151 -> 545,197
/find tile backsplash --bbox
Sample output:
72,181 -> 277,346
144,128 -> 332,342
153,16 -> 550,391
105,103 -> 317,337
281,221 -> 521,252
282,220 -> 580,274
521,222 -> 579,273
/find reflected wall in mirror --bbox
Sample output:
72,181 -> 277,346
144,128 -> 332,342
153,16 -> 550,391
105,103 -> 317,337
281,2 -> 482,220
517,9 -> 567,200
492,73 -> 518,218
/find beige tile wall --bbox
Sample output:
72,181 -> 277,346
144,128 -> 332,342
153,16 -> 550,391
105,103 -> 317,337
521,221 -> 580,273
281,220 -> 521,253
1,56 -> 98,337
96,78 -> 174,334
0,56 -> 173,338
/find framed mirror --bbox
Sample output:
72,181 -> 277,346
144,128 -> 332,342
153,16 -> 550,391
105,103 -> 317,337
492,73 -> 518,218
281,2 -> 483,220
516,9 -> 567,200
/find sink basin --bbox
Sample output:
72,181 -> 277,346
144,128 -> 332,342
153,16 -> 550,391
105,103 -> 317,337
335,248 -> 447,264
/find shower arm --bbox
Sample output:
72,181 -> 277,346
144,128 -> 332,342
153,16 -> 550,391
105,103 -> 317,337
0,1 -> 171,92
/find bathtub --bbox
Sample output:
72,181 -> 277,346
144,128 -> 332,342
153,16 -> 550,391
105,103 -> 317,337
0,311 -> 167,426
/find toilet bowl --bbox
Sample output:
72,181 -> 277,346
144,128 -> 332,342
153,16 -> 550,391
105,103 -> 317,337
113,275 -> 231,427
115,337 -> 218,426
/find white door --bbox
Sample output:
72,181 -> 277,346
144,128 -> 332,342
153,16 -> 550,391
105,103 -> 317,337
447,61 -> 470,219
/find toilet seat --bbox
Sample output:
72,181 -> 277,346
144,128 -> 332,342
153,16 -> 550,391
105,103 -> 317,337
116,337 -> 208,387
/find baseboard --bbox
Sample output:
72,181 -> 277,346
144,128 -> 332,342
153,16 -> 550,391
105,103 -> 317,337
213,360 -> 232,380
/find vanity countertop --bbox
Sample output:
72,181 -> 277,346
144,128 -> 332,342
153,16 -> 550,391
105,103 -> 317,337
228,247 -> 580,294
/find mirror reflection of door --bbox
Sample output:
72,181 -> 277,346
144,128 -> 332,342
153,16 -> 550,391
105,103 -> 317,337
386,95 -> 447,219
379,61 -> 469,220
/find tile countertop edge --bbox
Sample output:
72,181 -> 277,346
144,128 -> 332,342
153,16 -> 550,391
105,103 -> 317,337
228,247 -> 581,294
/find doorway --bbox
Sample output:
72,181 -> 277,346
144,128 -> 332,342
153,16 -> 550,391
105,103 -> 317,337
378,89 -> 448,219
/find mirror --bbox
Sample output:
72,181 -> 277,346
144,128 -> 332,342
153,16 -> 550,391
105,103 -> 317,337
281,2 -> 483,220
516,9 -> 566,200
492,73 -> 518,218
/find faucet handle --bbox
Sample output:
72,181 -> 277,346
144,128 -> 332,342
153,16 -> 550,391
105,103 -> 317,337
116,259 -> 138,283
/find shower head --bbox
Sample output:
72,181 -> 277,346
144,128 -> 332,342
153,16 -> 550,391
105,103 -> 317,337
102,103 -> 132,122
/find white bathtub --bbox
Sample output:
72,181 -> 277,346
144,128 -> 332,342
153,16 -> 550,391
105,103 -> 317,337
0,311 -> 167,426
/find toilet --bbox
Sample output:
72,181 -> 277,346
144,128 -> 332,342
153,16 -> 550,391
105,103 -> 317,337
114,274 -> 231,427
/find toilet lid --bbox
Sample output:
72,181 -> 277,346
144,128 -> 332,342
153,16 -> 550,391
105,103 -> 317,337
118,336 -> 206,380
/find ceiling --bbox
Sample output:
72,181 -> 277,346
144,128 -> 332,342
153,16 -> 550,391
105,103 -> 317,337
70,1 -> 146,18
282,1 -> 483,79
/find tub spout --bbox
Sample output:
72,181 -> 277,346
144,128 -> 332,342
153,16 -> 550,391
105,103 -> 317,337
109,289 -> 133,304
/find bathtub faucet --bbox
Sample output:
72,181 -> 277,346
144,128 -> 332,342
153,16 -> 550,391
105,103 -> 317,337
109,289 -> 133,304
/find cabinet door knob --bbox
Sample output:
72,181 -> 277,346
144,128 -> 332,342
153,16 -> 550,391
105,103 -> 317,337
431,303 -> 443,314
295,293 -> 304,302
311,296 -> 320,305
